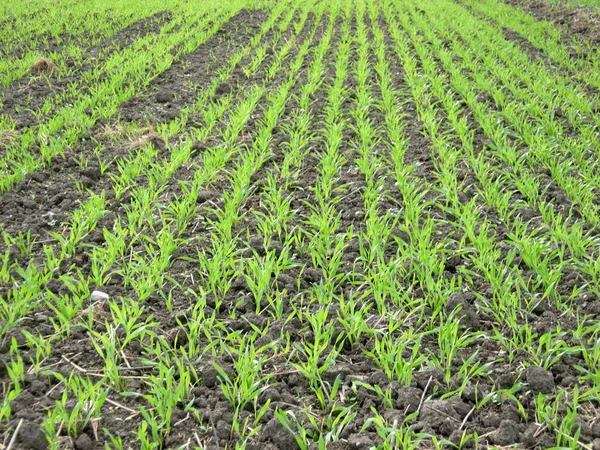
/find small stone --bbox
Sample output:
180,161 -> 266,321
230,276 -> 248,292
448,397 -> 472,418
74,433 -> 93,450
572,417 -> 592,438
439,417 -> 458,435
47,386 -> 63,400
12,391 -> 35,413
24,372 -> 36,386
572,18 -> 588,33
495,372 -> 516,389
369,370 -> 389,387
166,328 -> 188,348
215,83 -> 229,95
90,290 -> 109,302
269,240 -> 282,255
127,378 -> 142,391
448,429 -> 465,447
415,368 -> 445,387
39,395 -> 53,408
173,311 -> 188,324
89,229 -> 105,244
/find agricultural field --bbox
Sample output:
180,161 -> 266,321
1,0 -> 600,448
507,0 -> 600,40
547,0 -> 600,9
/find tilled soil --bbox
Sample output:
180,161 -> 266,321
1,2 -> 600,450
507,0 -> 600,42
0,11 -> 173,132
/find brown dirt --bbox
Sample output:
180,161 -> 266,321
506,0 -> 600,42
0,12 -> 173,133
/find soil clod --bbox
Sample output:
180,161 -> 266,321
527,366 -> 555,394
155,90 -> 174,103
74,433 -> 93,450
18,421 -> 48,450
490,420 -> 521,446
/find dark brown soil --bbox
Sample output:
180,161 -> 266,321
506,0 -> 600,42
0,8 -> 270,256
0,11 -> 120,60
116,9 -> 266,126
0,12 -> 172,132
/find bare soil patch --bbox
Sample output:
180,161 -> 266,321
506,0 -> 600,42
